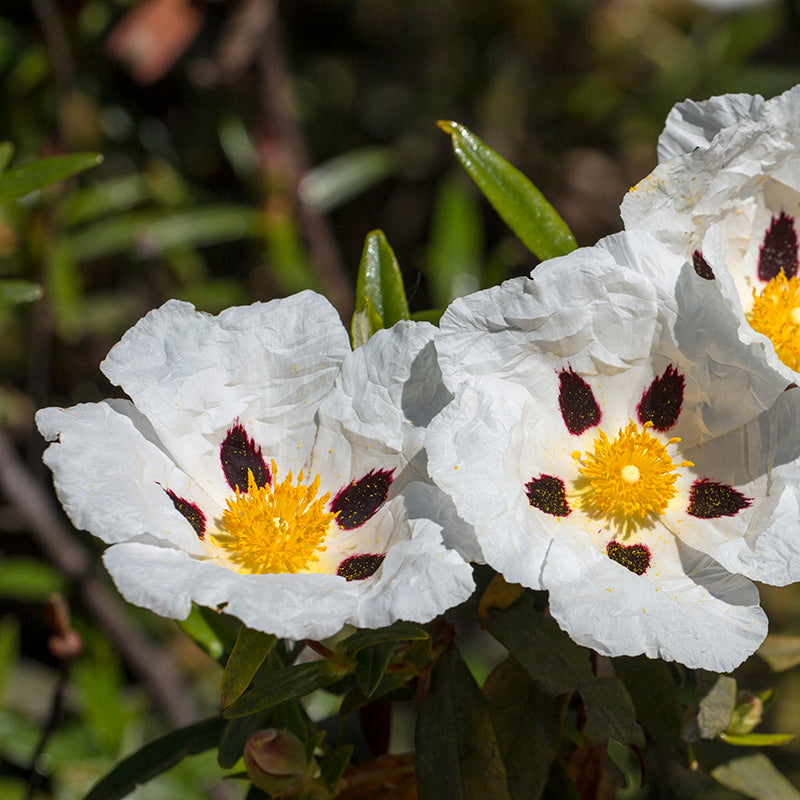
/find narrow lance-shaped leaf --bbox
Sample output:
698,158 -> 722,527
342,620 -> 429,659
416,643 -> 511,800
355,229 -> 409,328
0,152 -> 102,206
84,716 -> 226,800
221,626 -> 277,709
350,296 -> 383,349
438,120 -> 576,261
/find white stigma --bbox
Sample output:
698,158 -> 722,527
620,465 -> 640,484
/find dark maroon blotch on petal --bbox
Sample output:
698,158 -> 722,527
337,553 -> 386,581
758,212 -> 798,282
220,423 -> 270,492
525,474 -> 571,516
331,468 -> 394,530
637,365 -> 685,431
163,487 -> 206,538
606,541 -> 650,575
687,479 -> 752,519
558,368 -> 601,435
692,251 -> 715,280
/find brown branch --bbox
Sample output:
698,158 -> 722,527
0,428 -> 198,728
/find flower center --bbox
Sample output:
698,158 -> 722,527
576,420 -> 686,521
747,272 -> 800,371
211,461 -> 335,575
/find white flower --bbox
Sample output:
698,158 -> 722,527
37,293 -> 474,640
621,84 -> 800,381
426,230 -> 800,671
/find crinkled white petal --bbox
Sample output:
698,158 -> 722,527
542,534 -> 767,673
100,293 -> 350,500
36,399 -> 212,554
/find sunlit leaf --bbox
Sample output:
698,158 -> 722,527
83,716 -> 226,800
712,753 -> 800,800
355,229 -> 409,328
484,656 -> 564,800
416,644 -> 511,800
221,627 -> 277,709
438,120 -> 576,261
720,732 -> 796,747
0,152 -> 101,206
350,296 -> 383,349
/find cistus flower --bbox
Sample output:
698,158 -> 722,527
426,230 -> 800,671
37,293 -> 474,640
621,84 -> 800,381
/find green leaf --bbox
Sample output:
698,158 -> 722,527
438,120 -> 576,261
0,152 -> 101,206
350,296 -> 383,349
698,675 -> 737,740
483,656 -> 565,800
0,557 -> 65,600
223,660 -> 348,719
487,597 -> 643,747
301,146 -> 396,212
614,656 -> 685,763
354,641 -> 397,698
320,745 -> 353,793
712,753 -> 800,800
217,711 -> 270,769
176,605 -> 229,664
83,716 -> 226,800
758,635 -> 800,672
721,732 -> 796,747
342,621 -> 429,659
221,627 -> 277,709
59,174 -> 150,226
0,143 -> 14,173
0,280 -> 43,306
410,308 -> 443,324
426,175 -> 482,306
198,606 -> 240,654
355,229 -> 409,328
416,644 -> 511,800
0,616 -> 19,703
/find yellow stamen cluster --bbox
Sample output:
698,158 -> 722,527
747,272 -> 800,371
576,420 -> 689,522
212,461 -> 334,575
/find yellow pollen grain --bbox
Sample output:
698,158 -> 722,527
747,272 -> 800,371
577,420 -> 681,521
210,461 -> 335,575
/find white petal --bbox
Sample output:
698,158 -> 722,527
542,535 -> 767,672
100,294 -> 350,499
36,400 -> 212,553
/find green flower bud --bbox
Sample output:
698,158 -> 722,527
726,693 -> 764,736
244,728 -> 311,796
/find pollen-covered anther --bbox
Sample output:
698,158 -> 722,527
577,420 -> 681,520
211,461 -> 334,575
747,272 -> 800,371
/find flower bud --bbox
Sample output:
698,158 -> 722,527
244,728 -> 311,796
726,692 -> 764,736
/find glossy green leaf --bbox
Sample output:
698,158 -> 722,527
221,627 -> 277,709
301,146 -> 396,212
176,605 -> 229,664
350,296 -> 383,349
354,641 -> 397,698
416,644 -> 511,800
483,656 -> 565,800
698,675 -> 737,740
426,175 -> 482,305
487,597 -> 643,747
342,621 -> 429,659
223,660 -> 348,719
438,120 -> 576,261
721,732 -> 796,747
355,229 -> 409,328
614,656 -> 685,763
0,557 -> 65,600
0,280 -> 43,306
712,753 -> 800,800
758,635 -> 800,672
83,716 -> 226,800
0,152 -> 101,206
